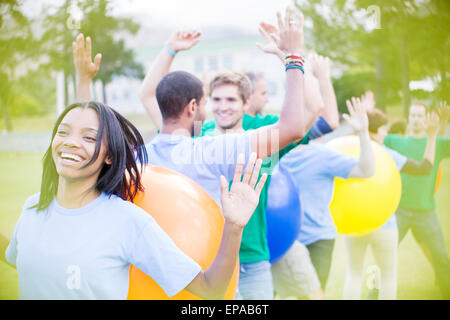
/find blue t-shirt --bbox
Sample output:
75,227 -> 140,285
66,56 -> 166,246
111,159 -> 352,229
380,146 -> 407,229
145,133 -> 252,207
280,143 -> 357,245
6,193 -> 201,300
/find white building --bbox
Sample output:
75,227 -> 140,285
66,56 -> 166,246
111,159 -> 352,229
105,35 -> 288,117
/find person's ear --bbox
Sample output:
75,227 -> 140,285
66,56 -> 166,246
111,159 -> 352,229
243,95 -> 252,113
185,98 -> 197,117
105,154 -> 112,165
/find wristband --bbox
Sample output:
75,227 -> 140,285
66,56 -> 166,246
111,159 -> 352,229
285,65 -> 305,74
165,43 -> 177,57
285,54 -> 304,61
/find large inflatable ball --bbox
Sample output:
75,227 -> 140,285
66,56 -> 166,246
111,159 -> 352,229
266,162 -> 302,264
326,135 -> 401,236
127,165 -> 239,300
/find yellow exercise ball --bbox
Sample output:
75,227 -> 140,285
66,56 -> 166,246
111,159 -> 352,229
326,135 -> 401,236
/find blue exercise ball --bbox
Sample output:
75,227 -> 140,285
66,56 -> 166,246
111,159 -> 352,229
266,162 -> 302,264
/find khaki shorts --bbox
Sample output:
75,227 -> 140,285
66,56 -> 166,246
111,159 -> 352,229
271,240 -> 321,298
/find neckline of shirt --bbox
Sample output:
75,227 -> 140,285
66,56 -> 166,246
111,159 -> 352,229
52,192 -> 111,216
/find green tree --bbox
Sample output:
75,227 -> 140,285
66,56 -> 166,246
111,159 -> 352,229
295,0 -> 449,116
77,0 -> 144,102
0,0 -> 35,131
40,0 -> 144,105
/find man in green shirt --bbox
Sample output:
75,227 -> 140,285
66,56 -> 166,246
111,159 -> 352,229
384,102 -> 450,299
201,70 -> 316,300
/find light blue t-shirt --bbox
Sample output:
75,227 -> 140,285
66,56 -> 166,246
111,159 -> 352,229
145,133 -> 252,207
380,146 -> 407,229
280,143 -> 358,245
5,193 -> 201,300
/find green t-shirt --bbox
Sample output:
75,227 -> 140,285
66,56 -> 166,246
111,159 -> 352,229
384,134 -> 450,212
202,114 -> 309,263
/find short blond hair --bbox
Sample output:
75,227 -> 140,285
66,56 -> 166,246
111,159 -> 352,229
209,71 -> 252,103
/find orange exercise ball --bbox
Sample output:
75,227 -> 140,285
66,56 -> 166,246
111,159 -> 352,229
127,165 -> 239,300
435,166 -> 442,195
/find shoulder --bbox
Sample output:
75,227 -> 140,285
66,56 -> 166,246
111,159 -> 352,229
202,119 -> 216,130
282,144 -> 318,162
243,113 -> 279,129
103,194 -> 158,230
384,134 -> 404,145
23,193 -> 40,209
13,193 -> 42,230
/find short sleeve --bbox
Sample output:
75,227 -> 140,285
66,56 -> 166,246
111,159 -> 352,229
324,147 -> 358,179
243,114 -> 279,130
5,193 -> 40,266
5,222 -> 19,266
383,134 -> 394,148
259,114 -> 280,126
126,215 -> 201,297
309,117 -> 334,140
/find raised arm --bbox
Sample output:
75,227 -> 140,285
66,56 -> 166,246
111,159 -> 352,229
72,34 -> 102,101
310,54 -> 339,130
401,111 -> 440,175
139,30 -> 201,130
257,17 -> 324,137
345,97 -> 376,178
437,101 -> 449,136
185,153 -> 267,299
250,7 -> 308,159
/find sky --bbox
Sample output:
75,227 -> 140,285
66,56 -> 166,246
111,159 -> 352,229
109,0 -> 294,32
22,0 -> 295,34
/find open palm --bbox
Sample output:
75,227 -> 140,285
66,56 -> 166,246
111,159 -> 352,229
167,30 -> 201,53
343,97 -> 368,132
425,110 -> 440,136
73,33 -> 102,80
220,153 -> 267,228
256,22 -> 284,59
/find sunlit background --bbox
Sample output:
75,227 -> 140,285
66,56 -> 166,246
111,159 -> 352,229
0,0 -> 449,300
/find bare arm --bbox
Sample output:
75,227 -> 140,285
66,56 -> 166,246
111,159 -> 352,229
140,30 -> 201,131
185,153 -> 267,299
437,101 -> 449,136
310,54 -> 339,130
257,20 -> 323,137
72,34 -> 102,101
345,97 -> 376,178
250,8 -> 309,159
303,72 -> 325,131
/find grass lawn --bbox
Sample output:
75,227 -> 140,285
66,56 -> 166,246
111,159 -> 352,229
0,152 -> 449,300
